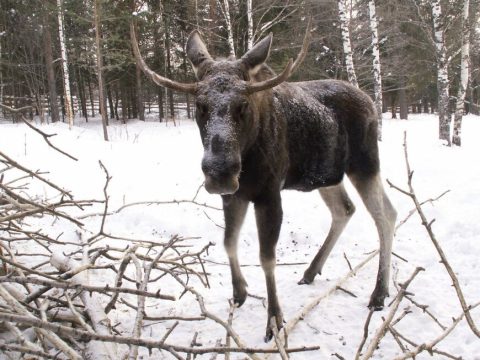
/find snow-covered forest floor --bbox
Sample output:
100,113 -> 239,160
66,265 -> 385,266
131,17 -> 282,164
1,113 -> 479,359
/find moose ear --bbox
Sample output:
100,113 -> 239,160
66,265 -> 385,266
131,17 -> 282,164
186,30 -> 212,77
241,33 -> 272,75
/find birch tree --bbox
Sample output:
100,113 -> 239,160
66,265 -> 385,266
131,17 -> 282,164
94,0 -> 109,141
368,0 -> 383,140
452,0 -> 470,147
219,0 -> 235,56
247,0 -> 253,50
432,0 -> 451,145
338,0 -> 358,87
56,0 -> 73,127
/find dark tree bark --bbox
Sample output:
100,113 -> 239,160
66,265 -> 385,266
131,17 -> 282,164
135,64 -> 145,120
94,0 -> 109,140
399,80 -> 408,120
42,6 -> 60,123
164,11 -> 175,123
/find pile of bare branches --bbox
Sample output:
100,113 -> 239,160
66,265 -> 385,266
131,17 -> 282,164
354,132 -> 480,360
0,111 -> 321,359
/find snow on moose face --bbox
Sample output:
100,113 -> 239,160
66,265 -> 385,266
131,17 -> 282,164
194,63 -> 255,195
186,29 -> 273,194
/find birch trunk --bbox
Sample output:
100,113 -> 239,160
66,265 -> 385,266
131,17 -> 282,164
220,0 -> 236,56
94,0 -> 109,141
338,0 -> 358,87
368,0 -> 383,140
432,0 -> 451,145
56,0 -> 73,127
452,0 -> 470,147
247,0 -> 253,50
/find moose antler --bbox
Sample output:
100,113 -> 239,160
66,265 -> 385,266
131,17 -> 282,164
130,23 -> 197,94
246,18 -> 313,94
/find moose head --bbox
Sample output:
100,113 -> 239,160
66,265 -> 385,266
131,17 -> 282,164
131,23 -> 310,195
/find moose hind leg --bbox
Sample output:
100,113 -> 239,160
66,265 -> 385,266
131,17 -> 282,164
254,192 -> 284,342
299,182 -> 355,285
350,173 -> 397,310
223,195 -> 249,306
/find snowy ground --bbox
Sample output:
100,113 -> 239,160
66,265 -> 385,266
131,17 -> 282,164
1,113 -> 479,359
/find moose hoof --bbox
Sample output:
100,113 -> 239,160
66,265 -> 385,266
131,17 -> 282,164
368,289 -> 389,311
233,289 -> 247,307
297,277 -> 313,285
264,314 -> 284,342
298,268 -> 320,285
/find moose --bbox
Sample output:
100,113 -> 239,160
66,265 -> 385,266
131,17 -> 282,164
131,22 -> 397,341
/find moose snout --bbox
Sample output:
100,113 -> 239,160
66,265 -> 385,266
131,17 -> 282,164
201,154 -> 241,195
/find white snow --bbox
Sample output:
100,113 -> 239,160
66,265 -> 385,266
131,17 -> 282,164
1,113 -> 479,359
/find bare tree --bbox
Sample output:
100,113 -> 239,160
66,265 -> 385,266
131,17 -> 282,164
94,0 -> 109,141
247,0 -> 253,50
42,2 -> 60,123
368,0 -> 383,140
219,0 -> 236,56
56,0 -> 73,127
338,0 -> 358,87
452,0 -> 470,147
432,0 -> 451,145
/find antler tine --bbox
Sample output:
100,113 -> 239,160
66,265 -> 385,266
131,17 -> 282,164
291,16 -> 312,74
246,59 -> 294,94
130,23 -> 197,94
246,18 -> 312,94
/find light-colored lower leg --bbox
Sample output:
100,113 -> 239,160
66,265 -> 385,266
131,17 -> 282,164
223,196 -> 249,305
300,182 -> 355,284
350,173 -> 397,309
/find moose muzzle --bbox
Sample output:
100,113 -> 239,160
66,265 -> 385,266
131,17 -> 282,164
201,153 -> 241,195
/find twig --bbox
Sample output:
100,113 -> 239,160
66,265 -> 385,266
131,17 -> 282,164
360,267 -> 424,359
0,311 -> 321,355
265,251 -> 378,359
270,316 -> 289,360
0,150 -> 72,198
388,132 -> 480,338
392,301 -> 480,360
19,115 -> 78,161
0,276 -> 176,300
355,308 -> 374,360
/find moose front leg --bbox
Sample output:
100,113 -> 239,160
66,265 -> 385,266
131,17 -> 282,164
223,195 -> 249,306
254,192 -> 283,342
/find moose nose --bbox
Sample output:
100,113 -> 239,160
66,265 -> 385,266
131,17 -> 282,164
201,153 -> 241,195
201,155 -> 241,178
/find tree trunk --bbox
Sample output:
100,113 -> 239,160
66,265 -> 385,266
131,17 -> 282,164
338,0 -> 358,87
432,0 -> 451,145
87,72 -> 95,117
106,83 -> 114,119
57,0 -> 74,127
157,87 -> 164,122
247,0 -> 253,50
220,0 -> 235,57
399,79 -> 408,120
368,0 -> 383,140
75,66 -> 88,121
163,13 -> 175,124
135,64 -> 145,120
391,93 -> 397,119
42,6 -> 60,123
452,0 -> 470,147
94,0 -> 109,140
